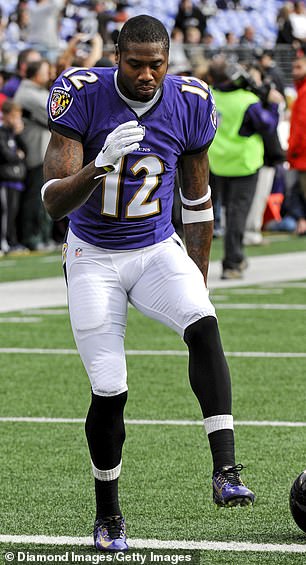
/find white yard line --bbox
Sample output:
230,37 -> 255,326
40,256 -> 61,263
0,534 -> 305,553
0,417 -> 305,427
1,348 -> 306,358
0,347 -> 79,355
225,351 -> 306,358
0,260 -> 17,267
23,309 -> 68,315
0,318 -> 41,323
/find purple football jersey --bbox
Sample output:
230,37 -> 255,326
47,67 -> 216,250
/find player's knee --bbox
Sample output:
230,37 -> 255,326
184,316 -> 222,354
92,381 -> 127,397
90,353 -> 127,396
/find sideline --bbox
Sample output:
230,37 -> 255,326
1,252 -> 306,313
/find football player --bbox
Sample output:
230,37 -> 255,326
42,15 -> 255,552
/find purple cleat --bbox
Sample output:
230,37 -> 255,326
94,515 -> 128,552
213,464 -> 255,507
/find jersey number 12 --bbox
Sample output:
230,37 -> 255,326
101,155 -> 164,219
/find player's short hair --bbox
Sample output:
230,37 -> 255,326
118,15 -> 170,52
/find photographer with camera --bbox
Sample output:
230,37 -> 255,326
207,56 -> 283,279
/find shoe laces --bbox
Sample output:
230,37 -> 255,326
96,515 -> 125,539
218,463 -> 244,486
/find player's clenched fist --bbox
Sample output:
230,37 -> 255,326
95,120 -> 144,176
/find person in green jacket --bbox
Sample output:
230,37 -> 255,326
207,58 -> 282,279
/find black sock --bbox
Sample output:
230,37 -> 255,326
85,391 -> 127,520
95,478 -> 121,520
208,429 -> 235,473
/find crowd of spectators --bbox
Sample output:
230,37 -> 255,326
0,1 -> 306,72
0,0 -> 305,258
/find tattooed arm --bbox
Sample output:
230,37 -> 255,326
178,149 -> 213,285
43,131 -> 102,221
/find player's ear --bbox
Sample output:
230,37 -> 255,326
115,45 -> 120,64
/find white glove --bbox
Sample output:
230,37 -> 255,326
94,120 -> 145,178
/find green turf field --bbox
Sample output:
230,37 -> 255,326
0,251 -> 306,563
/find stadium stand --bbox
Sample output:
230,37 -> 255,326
0,1 -> 298,85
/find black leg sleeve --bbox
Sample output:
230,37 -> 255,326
85,391 -> 127,470
184,316 -> 232,418
184,317 -> 235,470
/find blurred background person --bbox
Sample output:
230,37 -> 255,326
107,1 -> 129,44
184,25 -> 202,44
14,59 -> 53,251
255,49 -> 286,99
0,68 -> 8,112
27,0 -> 65,62
95,0 -> 115,44
225,31 -> 239,47
1,48 -> 42,98
276,3 -> 295,46
0,99 -> 27,254
244,61 -> 285,245
5,4 -> 29,49
287,55 -> 306,235
201,30 -> 215,48
239,26 -> 260,48
263,176 -> 306,235
168,27 -> 192,75
289,1 -> 306,48
174,0 -> 207,40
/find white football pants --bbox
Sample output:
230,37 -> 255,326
65,229 -> 216,396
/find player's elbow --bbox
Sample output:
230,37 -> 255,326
42,192 -> 65,221
44,200 -> 66,222
47,207 -> 66,222
41,179 -> 66,221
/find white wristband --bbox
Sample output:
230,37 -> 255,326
182,206 -> 214,224
41,178 -> 60,201
179,186 -> 211,207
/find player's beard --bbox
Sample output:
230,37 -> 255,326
117,71 -> 158,102
134,84 -> 156,101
